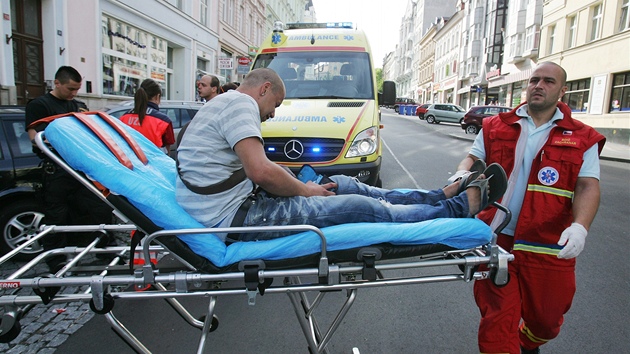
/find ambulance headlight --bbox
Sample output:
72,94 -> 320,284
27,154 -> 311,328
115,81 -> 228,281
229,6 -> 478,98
346,127 -> 378,158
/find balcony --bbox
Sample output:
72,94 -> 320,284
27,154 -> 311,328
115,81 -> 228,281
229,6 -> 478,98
507,55 -> 525,64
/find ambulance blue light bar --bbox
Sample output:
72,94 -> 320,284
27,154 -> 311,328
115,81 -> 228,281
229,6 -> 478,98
286,22 -> 353,30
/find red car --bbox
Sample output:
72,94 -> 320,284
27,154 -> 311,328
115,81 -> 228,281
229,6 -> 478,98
461,105 -> 512,134
415,103 -> 430,119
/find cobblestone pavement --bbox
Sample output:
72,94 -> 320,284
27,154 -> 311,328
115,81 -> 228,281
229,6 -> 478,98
0,233 -> 129,353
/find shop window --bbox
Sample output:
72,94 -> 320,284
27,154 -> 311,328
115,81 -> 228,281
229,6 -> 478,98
562,78 -> 591,112
610,71 -> 630,112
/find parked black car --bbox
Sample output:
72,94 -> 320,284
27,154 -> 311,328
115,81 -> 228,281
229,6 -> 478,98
0,106 -> 45,260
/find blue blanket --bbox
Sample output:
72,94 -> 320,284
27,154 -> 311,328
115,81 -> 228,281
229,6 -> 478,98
44,113 -> 492,267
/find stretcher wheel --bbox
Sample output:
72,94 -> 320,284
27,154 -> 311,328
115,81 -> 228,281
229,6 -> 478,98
0,318 -> 21,343
198,315 -> 219,332
89,293 -> 115,314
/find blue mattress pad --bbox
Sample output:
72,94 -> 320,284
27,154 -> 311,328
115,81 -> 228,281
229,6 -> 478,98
44,113 -> 493,268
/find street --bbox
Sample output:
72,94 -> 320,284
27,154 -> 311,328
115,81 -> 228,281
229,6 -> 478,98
52,109 -> 630,353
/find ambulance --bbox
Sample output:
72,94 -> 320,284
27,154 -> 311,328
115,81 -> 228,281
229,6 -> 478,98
251,22 -> 396,186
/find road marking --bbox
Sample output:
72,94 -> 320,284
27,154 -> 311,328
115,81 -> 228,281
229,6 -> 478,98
381,137 -> 421,189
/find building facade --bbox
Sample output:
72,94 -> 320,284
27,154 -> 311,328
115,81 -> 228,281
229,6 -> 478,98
538,0 -> 630,142
1,0 -> 310,109
381,0 -> 628,141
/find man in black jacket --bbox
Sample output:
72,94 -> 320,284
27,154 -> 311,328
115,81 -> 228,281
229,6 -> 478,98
26,66 -> 113,272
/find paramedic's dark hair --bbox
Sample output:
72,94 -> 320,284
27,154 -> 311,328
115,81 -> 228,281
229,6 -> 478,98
55,66 -> 82,84
219,82 -> 239,93
133,79 -> 162,124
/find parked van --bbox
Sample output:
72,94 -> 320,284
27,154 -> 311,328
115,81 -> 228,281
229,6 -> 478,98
251,22 -> 396,186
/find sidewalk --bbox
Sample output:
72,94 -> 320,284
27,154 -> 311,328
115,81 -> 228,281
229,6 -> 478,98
416,117 -> 630,163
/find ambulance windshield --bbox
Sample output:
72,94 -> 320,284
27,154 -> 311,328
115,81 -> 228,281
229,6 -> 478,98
252,52 -> 373,100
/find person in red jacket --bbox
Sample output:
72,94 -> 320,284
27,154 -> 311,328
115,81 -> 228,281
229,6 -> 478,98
454,62 -> 605,354
120,78 -> 175,153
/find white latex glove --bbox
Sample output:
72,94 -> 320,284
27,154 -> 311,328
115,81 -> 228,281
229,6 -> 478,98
447,170 -> 469,184
557,223 -> 588,259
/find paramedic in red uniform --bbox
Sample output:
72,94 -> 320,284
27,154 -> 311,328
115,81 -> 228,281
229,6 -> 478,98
120,78 -> 175,153
453,62 -> 605,354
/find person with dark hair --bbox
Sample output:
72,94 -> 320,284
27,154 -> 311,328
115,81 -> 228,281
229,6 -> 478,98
197,75 -> 221,101
25,66 -> 114,272
120,78 -> 175,153
219,82 -> 239,94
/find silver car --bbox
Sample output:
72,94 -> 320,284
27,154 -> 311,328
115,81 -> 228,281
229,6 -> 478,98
424,103 -> 467,124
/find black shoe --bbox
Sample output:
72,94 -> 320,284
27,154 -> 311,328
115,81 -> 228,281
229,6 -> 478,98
521,346 -> 540,354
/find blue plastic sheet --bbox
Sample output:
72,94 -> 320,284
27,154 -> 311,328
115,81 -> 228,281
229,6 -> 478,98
45,113 -> 492,267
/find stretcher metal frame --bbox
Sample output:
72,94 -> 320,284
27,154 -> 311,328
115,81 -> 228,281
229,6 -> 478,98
0,129 -> 514,354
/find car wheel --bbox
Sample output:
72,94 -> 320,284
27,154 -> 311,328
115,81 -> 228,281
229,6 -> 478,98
466,125 -> 479,134
426,115 -> 436,124
0,199 -> 45,260
459,118 -> 464,125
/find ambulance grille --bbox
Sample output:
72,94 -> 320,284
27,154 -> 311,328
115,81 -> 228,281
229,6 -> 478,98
264,137 -> 346,162
327,102 -> 365,108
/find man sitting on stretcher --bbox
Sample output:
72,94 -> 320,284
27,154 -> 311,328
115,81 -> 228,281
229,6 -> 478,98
175,68 -> 507,242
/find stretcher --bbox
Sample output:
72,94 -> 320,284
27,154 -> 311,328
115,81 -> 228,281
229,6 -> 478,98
0,112 -> 513,353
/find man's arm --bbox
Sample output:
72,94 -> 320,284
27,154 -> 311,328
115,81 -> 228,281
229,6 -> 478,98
234,137 -> 336,197
556,176 -> 600,259
456,154 -> 479,172
572,176 -> 600,230
25,99 -> 50,141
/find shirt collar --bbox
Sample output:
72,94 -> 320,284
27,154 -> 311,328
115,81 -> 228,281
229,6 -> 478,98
515,104 -> 564,128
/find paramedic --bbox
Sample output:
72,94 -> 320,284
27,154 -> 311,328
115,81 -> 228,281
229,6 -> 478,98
176,68 -> 497,242
120,78 -> 175,153
25,66 -> 114,272
452,62 -> 605,354
197,74 -> 221,101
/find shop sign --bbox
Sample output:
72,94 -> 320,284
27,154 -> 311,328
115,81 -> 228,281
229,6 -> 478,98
218,57 -> 233,69
237,57 -> 251,66
487,64 -> 501,80
248,46 -> 259,56
151,72 -> 165,81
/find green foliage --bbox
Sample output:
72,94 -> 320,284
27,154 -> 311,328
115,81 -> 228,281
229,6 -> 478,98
375,68 -> 383,92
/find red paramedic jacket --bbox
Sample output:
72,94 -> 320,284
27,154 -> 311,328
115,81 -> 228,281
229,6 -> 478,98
120,102 -> 175,148
478,101 -> 605,268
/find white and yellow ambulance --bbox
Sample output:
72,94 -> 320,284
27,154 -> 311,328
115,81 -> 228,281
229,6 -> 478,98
252,22 -> 396,186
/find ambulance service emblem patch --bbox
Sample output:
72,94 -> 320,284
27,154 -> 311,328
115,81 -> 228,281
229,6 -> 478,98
538,166 -> 559,186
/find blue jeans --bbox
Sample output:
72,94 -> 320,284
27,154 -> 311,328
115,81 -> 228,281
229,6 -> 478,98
239,175 -> 471,241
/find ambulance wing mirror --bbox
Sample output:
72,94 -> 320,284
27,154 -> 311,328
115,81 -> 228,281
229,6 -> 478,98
380,81 -> 396,106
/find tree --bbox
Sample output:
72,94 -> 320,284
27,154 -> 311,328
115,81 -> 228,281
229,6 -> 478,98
375,68 -> 383,93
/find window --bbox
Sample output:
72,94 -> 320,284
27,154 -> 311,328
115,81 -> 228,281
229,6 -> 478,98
610,71 -> 630,112
200,0 -> 208,26
590,3 -> 603,41
562,78 -> 591,112
547,25 -> 556,55
567,15 -> 577,49
524,25 -> 538,51
620,0 -> 630,32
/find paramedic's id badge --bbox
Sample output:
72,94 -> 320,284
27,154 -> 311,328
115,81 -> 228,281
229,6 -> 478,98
538,166 -> 559,186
